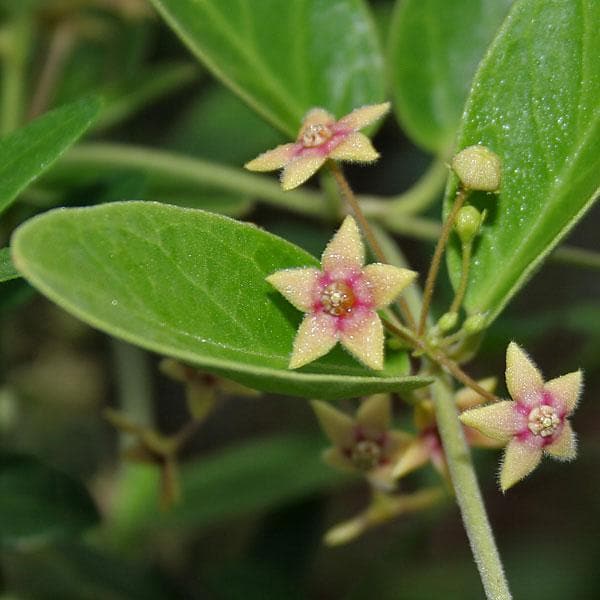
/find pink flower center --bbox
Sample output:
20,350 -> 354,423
320,281 -> 356,316
527,405 -> 560,437
301,123 -> 332,147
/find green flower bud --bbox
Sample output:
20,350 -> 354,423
464,314 -> 486,334
438,311 -> 458,333
455,205 -> 483,244
451,145 -> 501,192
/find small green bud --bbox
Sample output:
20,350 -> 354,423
464,313 -> 486,334
452,145 -> 501,192
455,205 -> 483,244
438,311 -> 458,333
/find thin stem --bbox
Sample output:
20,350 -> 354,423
328,161 -> 416,331
59,143 -> 329,218
449,241 -> 472,314
0,14 -> 31,134
431,376 -> 512,600
361,159 -> 448,219
382,319 -> 499,404
418,186 -> 468,336
28,22 -> 76,120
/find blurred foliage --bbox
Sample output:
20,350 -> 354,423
0,0 -> 598,598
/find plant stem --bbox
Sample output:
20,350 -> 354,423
0,14 -> 31,134
449,241 -> 472,314
382,319 -> 498,404
418,186 -> 468,335
328,161 -> 416,331
60,143 -> 329,218
431,376 -> 512,600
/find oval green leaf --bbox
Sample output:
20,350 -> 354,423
0,96 -> 101,215
0,453 -> 99,547
148,0 -> 385,136
389,0 -> 512,154
12,203 -> 431,400
445,0 -> 600,324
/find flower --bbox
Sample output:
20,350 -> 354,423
460,342 -> 582,491
311,394 -> 410,490
244,102 -> 390,190
393,378 -> 502,483
267,216 -> 416,370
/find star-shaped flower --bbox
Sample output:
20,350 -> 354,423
267,216 -> 416,370
245,102 -> 390,190
393,378 -> 502,483
460,342 -> 582,491
312,394 -> 410,490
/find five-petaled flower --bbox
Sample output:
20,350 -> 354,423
267,216 -> 416,370
312,394 -> 410,490
244,102 -> 390,190
460,342 -> 582,491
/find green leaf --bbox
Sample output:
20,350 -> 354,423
389,0 -> 512,154
12,202 -> 431,400
0,247 -> 19,282
445,0 -> 600,323
0,453 -> 99,547
0,96 -> 101,215
148,0 -> 385,136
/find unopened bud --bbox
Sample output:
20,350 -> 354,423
452,145 -> 501,192
438,311 -> 458,333
455,205 -> 483,244
464,314 -> 486,334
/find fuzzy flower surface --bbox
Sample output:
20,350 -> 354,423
267,216 -> 416,370
460,342 -> 581,491
244,102 -> 390,190
312,394 -> 410,490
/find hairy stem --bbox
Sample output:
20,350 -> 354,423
328,161 -> 416,331
382,319 -> 499,404
431,376 -> 512,600
418,186 -> 468,335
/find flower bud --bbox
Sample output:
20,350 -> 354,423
451,145 -> 501,192
455,205 -> 483,244
438,311 -> 458,333
464,313 -> 486,334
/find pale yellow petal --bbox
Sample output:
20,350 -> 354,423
362,263 -> 417,308
321,215 -> 364,273
329,132 -> 379,162
459,401 -> 521,442
281,154 -> 326,190
311,401 -> 354,448
321,446 -> 356,472
266,268 -> 320,312
392,438 -> 430,479
244,143 -> 295,171
464,427 -> 504,449
544,370 -> 582,415
455,377 -> 498,410
337,102 -> 391,130
500,438 -> 543,492
289,313 -> 337,369
356,393 -> 391,433
301,107 -> 335,130
545,421 -> 577,460
505,342 -> 544,405
339,312 -> 384,370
